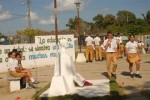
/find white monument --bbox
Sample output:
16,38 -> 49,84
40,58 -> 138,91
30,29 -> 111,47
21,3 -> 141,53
48,38 -> 85,96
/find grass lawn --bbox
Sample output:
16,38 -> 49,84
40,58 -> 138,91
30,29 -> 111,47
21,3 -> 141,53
33,77 -> 126,100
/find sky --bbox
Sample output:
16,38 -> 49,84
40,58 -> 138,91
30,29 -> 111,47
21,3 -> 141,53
0,0 -> 150,35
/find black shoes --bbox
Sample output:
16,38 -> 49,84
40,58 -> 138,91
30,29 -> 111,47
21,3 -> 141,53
130,73 -> 142,78
111,73 -> 117,79
135,74 -> 142,78
131,74 -> 134,78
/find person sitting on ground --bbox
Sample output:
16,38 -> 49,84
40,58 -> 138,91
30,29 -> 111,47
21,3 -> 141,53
7,51 -> 35,88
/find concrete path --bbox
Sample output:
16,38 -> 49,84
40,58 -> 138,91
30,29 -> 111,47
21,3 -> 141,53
0,54 -> 150,100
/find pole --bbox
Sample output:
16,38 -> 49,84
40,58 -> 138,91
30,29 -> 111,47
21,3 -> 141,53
54,0 -> 58,45
27,0 -> 31,29
53,0 -> 60,76
77,7 -> 81,53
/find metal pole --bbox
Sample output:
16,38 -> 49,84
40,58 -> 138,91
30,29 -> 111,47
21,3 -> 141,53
27,0 -> 31,29
77,7 -> 81,53
54,0 -> 58,45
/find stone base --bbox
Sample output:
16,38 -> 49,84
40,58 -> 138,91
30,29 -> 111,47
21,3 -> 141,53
48,76 -> 69,97
76,53 -> 86,63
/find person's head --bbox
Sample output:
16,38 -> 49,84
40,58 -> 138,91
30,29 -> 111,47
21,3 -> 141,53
18,51 -> 23,58
96,34 -> 99,37
12,49 -> 18,53
117,33 -> 120,37
8,52 -> 12,58
129,34 -> 135,42
15,53 -> 21,61
107,31 -> 113,39
11,51 -> 16,59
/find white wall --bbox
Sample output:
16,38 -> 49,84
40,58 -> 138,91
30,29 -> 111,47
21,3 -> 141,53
0,35 -> 75,73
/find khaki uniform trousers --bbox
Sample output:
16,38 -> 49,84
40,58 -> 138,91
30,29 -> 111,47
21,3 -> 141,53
100,48 -> 106,59
106,52 -> 118,77
95,46 -> 102,60
86,45 -> 93,61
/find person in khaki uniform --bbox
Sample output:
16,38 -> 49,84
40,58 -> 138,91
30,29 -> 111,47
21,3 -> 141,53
125,34 -> 142,78
100,44 -> 106,60
103,31 -> 118,78
94,34 -> 102,61
85,34 -> 94,63
116,33 -> 123,58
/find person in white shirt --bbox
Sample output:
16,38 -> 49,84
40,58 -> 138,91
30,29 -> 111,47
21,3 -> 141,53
138,41 -> 146,54
7,52 -> 36,88
85,34 -> 94,63
125,34 -> 142,78
116,33 -> 123,58
103,31 -> 118,78
94,34 -> 102,61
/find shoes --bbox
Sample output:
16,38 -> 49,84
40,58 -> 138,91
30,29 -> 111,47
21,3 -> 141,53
111,73 -> 117,79
89,60 -> 93,62
32,80 -> 40,84
131,74 -> 134,78
83,81 -> 93,86
26,83 -> 36,89
135,74 -> 142,78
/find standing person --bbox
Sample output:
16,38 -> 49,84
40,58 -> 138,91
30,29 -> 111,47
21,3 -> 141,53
94,34 -> 102,61
125,34 -> 142,78
138,41 -> 145,54
103,31 -> 118,78
116,33 -> 123,58
85,34 -> 94,63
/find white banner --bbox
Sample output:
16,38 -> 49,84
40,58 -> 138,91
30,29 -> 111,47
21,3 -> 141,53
0,35 -> 75,73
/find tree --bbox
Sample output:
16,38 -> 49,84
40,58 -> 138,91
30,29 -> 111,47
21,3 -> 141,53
93,14 -> 104,28
66,18 -> 76,30
16,29 -> 44,43
103,14 -> 116,27
142,10 -> 150,25
117,10 -> 136,25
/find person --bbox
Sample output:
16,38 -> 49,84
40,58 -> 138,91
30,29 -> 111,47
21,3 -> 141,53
116,33 -> 123,58
16,52 -> 39,84
138,41 -> 145,54
94,34 -> 102,61
85,34 -> 94,63
7,51 -> 35,88
100,44 -> 106,61
125,34 -> 142,78
103,31 -> 118,78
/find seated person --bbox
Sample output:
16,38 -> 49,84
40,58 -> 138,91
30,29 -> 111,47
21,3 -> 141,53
7,51 -> 36,88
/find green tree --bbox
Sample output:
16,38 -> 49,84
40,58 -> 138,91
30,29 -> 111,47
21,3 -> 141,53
16,29 -> 44,43
117,10 -> 136,25
103,14 -> 116,27
66,18 -> 76,30
142,10 -> 150,25
93,14 -> 104,28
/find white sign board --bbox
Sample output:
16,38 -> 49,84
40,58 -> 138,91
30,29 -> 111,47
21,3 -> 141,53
0,35 -> 75,73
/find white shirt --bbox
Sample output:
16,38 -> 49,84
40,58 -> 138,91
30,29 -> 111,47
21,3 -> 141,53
7,58 -> 18,71
116,36 -> 122,44
100,44 -> 105,50
138,42 -> 144,47
125,41 -> 138,53
85,36 -> 94,46
103,39 -> 117,52
94,37 -> 101,45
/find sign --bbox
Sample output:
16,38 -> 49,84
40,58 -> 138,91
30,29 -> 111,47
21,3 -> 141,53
0,35 -> 75,73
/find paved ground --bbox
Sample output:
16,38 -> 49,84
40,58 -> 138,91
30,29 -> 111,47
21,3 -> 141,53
0,54 -> 150,100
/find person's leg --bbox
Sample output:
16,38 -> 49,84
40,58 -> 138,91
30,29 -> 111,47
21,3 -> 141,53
112,53 -> 118,75
106,53 -> 112,77
129,63 -> 134,78
86,46 -> 90,62
95,46 -> 99,61
21,69 -> 36,82
135,60 -> 142,78
89,46 -> 93,61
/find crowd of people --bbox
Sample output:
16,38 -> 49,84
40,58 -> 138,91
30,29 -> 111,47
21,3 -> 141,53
85,31 -> 144,79
7,49 -> 39,89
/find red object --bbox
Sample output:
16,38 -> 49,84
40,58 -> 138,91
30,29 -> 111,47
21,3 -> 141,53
16,96 -> 21,100
83,81 -> 93,86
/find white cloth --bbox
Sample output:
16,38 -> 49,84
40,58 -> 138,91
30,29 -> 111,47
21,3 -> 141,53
116,36 -> 122,44
85,36 -> 94,46
138,42 -> 144,47
94,37 -> 101,45
125,41 -> 138,53
7,58 -> 18,71
103,39 -> 117,52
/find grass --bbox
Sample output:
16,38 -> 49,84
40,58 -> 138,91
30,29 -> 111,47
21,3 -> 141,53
33,77 -> 126,100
